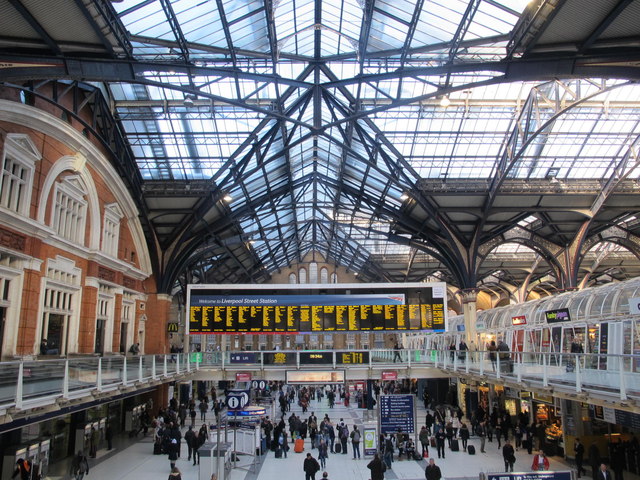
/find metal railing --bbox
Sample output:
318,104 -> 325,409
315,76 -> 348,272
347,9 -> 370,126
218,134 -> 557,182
0,353 -> 197,412
1,349 -> 638,414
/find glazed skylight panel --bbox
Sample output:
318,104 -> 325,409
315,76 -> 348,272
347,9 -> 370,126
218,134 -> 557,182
175,1 -> 225,45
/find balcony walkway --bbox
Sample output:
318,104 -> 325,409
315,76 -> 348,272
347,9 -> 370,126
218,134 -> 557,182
1,350 -> 638,419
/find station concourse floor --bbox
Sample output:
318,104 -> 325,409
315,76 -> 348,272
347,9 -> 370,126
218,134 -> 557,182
48,397 -> 584,480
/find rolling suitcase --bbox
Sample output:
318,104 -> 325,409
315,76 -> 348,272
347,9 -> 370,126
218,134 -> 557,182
467,445 -> 476,455
335,443 -> 342,454
294,438 -> 305,453
430,437 -> 436,448
275,447 -> 283,458
450,439 -> 460,451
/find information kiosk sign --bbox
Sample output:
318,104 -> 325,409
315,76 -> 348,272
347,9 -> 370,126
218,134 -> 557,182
379,394 -> 415,434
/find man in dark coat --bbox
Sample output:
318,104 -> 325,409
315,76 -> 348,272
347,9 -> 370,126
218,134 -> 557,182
185,425 -> 197,461
435,427 -> 446,459
425,458 -> 442,480
367,453 -> 386,480
303,453 -> 321,480
574,438 -> 585,478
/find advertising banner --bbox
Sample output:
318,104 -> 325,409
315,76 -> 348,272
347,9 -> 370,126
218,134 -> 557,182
363,427 -> 377,456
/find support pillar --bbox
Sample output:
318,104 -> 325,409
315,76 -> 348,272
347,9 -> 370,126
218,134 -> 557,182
461,288 -> 480,346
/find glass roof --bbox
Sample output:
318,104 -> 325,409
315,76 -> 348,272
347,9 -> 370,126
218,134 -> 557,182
100,0 -> 640,284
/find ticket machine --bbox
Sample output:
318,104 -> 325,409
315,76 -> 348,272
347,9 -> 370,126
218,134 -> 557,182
39,439 -> 51,477
26,442 -> 42,478
2,446 -> 27,480
98,418 -> 107,448
75,423 -> 92,453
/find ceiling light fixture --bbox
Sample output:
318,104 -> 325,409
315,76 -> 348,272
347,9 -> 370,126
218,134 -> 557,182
223,194 -> 233,202
440,95 -> 451,107
400,193 -> 409,201
183,94 -> 195,107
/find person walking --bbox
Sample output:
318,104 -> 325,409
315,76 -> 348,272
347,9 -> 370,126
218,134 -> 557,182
532,450 -> 550,471
367,453 -> 386,480
425,458 -> 442,480
185,425 -> 197,462
168,466 -> 182,480
435,426 -> 446,459
502,441 -> 515,472
478,421 -> 487,453
419,426 -> 430,457
318,439 -> 328,469
459,423 -> 470,451
350,425 -> 361,459
281,430 -> 289,458
303,453 -> 321,480
168,437 -> 179,471
488,341 -> 497,370
393,343 -> 402,363
574,438 -> 585,478
383,434 -> 394,469
70,451 -> 90,480
597,464 -> 612,480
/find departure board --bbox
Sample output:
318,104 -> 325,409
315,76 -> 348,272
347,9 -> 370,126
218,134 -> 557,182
187,283 -> 447,334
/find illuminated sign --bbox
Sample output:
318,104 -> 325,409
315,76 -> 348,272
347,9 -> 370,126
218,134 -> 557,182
167,322 -> 179,333
236,372 -> 251,382
337,352 -> 369,364
186,283 -> 447,334
512,315 -> 527,326
545,308 -> 571,323
381,371 -> 397,380
300,352 -> 333,364
286,370 -> 345,384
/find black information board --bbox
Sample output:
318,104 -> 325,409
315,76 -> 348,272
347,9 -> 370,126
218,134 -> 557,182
189,302 -> 444,334
337,351 -> 369,364
379,395 -> 415,434
300,352 -> 333,364
614,409 -> 640,430
188,285 -> 447,334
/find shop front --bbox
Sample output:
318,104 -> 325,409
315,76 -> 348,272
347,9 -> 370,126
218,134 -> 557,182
532,393 -> 564,457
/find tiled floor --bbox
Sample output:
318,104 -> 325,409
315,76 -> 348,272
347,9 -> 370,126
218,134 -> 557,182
45,396 -> 581,480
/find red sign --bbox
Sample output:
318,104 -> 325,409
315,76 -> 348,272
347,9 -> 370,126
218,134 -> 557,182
381,371 -> 397,380
512,315 -> 527,326
236,372 -> 251,382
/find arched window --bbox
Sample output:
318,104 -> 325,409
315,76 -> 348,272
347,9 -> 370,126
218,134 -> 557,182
289,273 -> 297,284
51,176 -> 88,245
330,273 -> 338,284
309,262 -> 318,284
299,267 -> 307,284
320,267 -> 329,284
102,203 -> 123,257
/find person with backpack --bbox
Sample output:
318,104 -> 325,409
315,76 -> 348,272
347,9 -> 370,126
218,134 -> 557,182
339,424 -> 349,454
351,425 -> 361,459
367,453 -> 386,480
303,452 -> 321,480
70,451 -> 90,479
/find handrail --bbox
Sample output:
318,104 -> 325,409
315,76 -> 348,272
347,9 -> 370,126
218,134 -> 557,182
1,349 -> 638,414
0,353 -> 193,413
